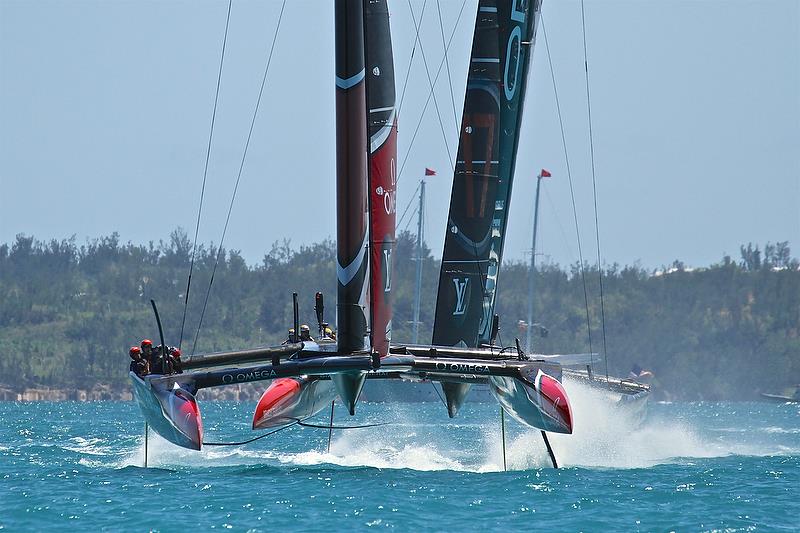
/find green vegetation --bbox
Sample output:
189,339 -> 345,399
0,231 -> 797,400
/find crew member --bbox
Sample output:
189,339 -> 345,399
170,347 -> 183,374
129,346 -> 149,377
628,364 -> 654,382
140,339 -> 154,369
324,326 -> 336,341
299,324 -> 313,342
283,328 -> 296,344
152,344 -> 174,374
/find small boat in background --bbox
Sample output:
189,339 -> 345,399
761,385 -> 800,403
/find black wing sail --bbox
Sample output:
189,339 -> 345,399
432,0 -> 541,348
335,0 -> 370,354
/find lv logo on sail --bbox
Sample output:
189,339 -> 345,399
383,248 -> 392,292
452,278 -> 469,315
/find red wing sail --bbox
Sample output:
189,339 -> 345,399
365,0 -> 397,356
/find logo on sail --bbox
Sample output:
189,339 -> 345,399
383,248 -> 392,292
452,278 -> 469,315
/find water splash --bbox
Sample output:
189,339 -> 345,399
544,379 -> 713,468
483,380 -> 785,470
114,383 -> 798,472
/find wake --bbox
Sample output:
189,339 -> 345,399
115,382 -> 797,472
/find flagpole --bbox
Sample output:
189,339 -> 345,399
526,171 -> 545,354
412,177 -> 426,344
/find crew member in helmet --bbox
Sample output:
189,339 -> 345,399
283,328 -> 296,344
129,346 -> 149,377
170,347 -> 183,374
318,322 -> 335,341
140,339 -> 154,370
299,324 -> 313,342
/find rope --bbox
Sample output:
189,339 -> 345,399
202,418 -> 387,447
543,187 -> 577,264
436,0 -> 460,133
541,14 -> 595,368
192,0 -> 287,354
396,180 -> 422,230
203,420 -> 297,446
406,0 -> 453,169
397,0 -> 427,120
402,207 -> 418,234
396,0 -> 468,185
580,1 -> 610,381
430,381 -> 448,410
179,0 -> 233,350
296,420 -> 389,430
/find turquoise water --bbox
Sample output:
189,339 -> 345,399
1,382 -> 798,531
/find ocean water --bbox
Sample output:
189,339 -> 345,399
1,381 -> 798,532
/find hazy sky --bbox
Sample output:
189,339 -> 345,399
1,0 -> 798,269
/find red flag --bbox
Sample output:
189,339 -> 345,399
540,169 -> 551,178
425,167 -> 436,176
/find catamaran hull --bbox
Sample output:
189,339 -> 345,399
130,372 -> 203,450
252,376 -> 336,429
489,370 -> 573,434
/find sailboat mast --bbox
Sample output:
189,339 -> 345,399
335,0 -> 369,354
412,179 -> 426,344
526,173 -> 543,353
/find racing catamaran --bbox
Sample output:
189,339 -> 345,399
130,0 -> 575,465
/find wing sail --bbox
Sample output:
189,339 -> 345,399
365,0 -> 397,356
335,0 -> 370,354
432,0 -> 542,348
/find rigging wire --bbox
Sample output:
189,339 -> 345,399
397,0 -> 427,120
402,207 -> 419,233
202,418 -> 386,447
396,180 -> 422,230
430,381 -> 448,410
406,0 -> 453,170
543,186 -> 577,264
179,0 -> 233,350
396,0 -> 468,184
540,15 -> 595,368
580,0 -> 610,381
436,0 -> 460,133
295,420 -> 389,430
192,0 -> 287,354
203,420 -> 298,446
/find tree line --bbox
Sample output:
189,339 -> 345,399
0,230 -> 797,400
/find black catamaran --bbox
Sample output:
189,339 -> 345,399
130,0 -> 574,464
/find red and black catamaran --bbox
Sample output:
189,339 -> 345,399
130,0 -> 574,466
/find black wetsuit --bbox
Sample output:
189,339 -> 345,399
129,359 -> 148,377
150,356 -> 169,375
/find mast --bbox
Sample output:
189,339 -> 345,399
526,172 -> 544,353
412,179 -> 426,344
364,0 -> 397,357
335,0 -> 369,354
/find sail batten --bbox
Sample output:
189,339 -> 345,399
432,0 -> 542,349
